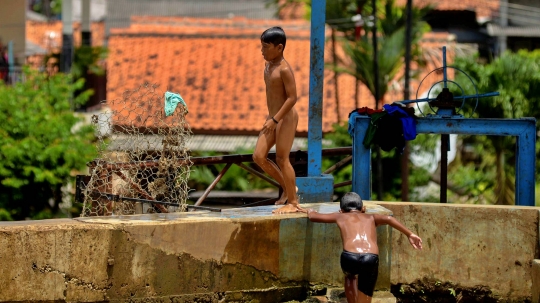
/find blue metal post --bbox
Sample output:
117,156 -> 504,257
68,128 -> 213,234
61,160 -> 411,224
307,0 -> 326,177
295,0 -> 334,203
353,116 -> 536,206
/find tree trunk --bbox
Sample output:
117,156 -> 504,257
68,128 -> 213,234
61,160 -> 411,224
495,148 -> 513,205
375,146 -> 384,199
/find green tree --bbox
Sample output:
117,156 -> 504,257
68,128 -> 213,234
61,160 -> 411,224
336,0 -> 430,109
452,50 -> 540,205
0,68 -> 97,220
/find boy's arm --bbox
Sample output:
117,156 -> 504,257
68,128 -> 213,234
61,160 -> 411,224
300,209 -> 339,223
373,214 -> 423,250
272,66 -> 297,122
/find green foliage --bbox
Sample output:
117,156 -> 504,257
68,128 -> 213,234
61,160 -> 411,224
32,0 -> 62,17
0,67 -> 97,220
72,45 -> 108,79
336,4 -> 431,106
452,50 -> 540,204
45,46 -> 108,79
0,208 -> 13,221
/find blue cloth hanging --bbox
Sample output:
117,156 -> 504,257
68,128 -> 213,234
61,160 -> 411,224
164,91 -> 188,116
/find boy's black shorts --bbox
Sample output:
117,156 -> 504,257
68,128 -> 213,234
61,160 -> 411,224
340,251 -> 379,296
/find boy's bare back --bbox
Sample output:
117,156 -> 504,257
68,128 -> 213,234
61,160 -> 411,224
335,212 -> 380,254
307,210 -> 423,253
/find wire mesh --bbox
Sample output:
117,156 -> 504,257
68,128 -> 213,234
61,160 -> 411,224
81,84 -> 192,216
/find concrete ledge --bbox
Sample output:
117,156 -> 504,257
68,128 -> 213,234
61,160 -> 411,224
0,203 -> 392,302
376,202 -> 540,301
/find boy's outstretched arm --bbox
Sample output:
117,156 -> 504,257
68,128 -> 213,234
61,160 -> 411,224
373,214 -> 423,250
301,209 -> 339,223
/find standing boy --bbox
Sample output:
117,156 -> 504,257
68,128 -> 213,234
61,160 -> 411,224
253,27 -> 300,214
303,192 -> 422,303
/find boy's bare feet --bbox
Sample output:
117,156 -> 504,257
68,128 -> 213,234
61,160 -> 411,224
272,203 -> 303,214
275,186 -> 298,205
275,191 -> 288,205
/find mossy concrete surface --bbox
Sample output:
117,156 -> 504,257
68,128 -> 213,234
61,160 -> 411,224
377,202 -> 540,302
0,202 -> 393,302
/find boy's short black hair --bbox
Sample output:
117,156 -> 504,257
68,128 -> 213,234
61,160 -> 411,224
340,192 -> 363,212
261,26 -> 286,50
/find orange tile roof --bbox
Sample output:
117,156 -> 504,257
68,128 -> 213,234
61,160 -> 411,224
395,0 -> 499,19
106,17 -> 454,135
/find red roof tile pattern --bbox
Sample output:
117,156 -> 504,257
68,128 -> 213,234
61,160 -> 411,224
106,17 -> 454,135
395,0 -> 499,19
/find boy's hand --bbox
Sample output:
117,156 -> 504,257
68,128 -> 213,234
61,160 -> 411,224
408,233 -> 423,250
261,118 -> 277,134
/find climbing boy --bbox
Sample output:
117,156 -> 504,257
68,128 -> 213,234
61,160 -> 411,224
253,27 -> 300,214
302,192 -> 422,303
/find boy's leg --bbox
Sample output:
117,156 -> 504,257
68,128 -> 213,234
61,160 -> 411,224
272,112 -> 300,214
347,274 -> 372,303
344,274 -> 358,303
357,291 -> 372,303
253,128 -> 288,204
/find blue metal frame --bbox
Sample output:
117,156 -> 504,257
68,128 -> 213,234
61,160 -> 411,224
352,115 -> 537,206
295,0 -> 334,203
307,0 -> 326,176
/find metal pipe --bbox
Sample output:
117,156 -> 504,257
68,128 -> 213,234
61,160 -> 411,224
81,0 -> 92,46
323,155 -> 352,174
240,198 -> 279,208
395,92 -> 500,106
236,163 -> 280,187
115,170 -> 169,213
87,147 -> 353,169
194,163 -> 232,206
440,134 -> 449,203
87,191 -> 221,212
334,180 -> 352,188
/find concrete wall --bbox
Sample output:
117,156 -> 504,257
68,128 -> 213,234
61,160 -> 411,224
0,0 -> 26,64
377,202 -> 540,301
0,203 -> 393,302
1,202 -> 537,302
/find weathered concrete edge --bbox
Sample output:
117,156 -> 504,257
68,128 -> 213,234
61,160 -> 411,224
375,201 -> 540,300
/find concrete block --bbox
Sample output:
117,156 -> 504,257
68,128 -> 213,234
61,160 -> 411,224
533,260 -> 540,303
0,203 -> 392,302
377,202 -> 540,301
296,174 -> 334,203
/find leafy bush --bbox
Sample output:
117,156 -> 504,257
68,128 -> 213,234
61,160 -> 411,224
0,68 -> 97,220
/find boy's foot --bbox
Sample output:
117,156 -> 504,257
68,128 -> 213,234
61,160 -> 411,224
275,191 -> 288,205
272,203 -> 302,214
274,186 -> 298,205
